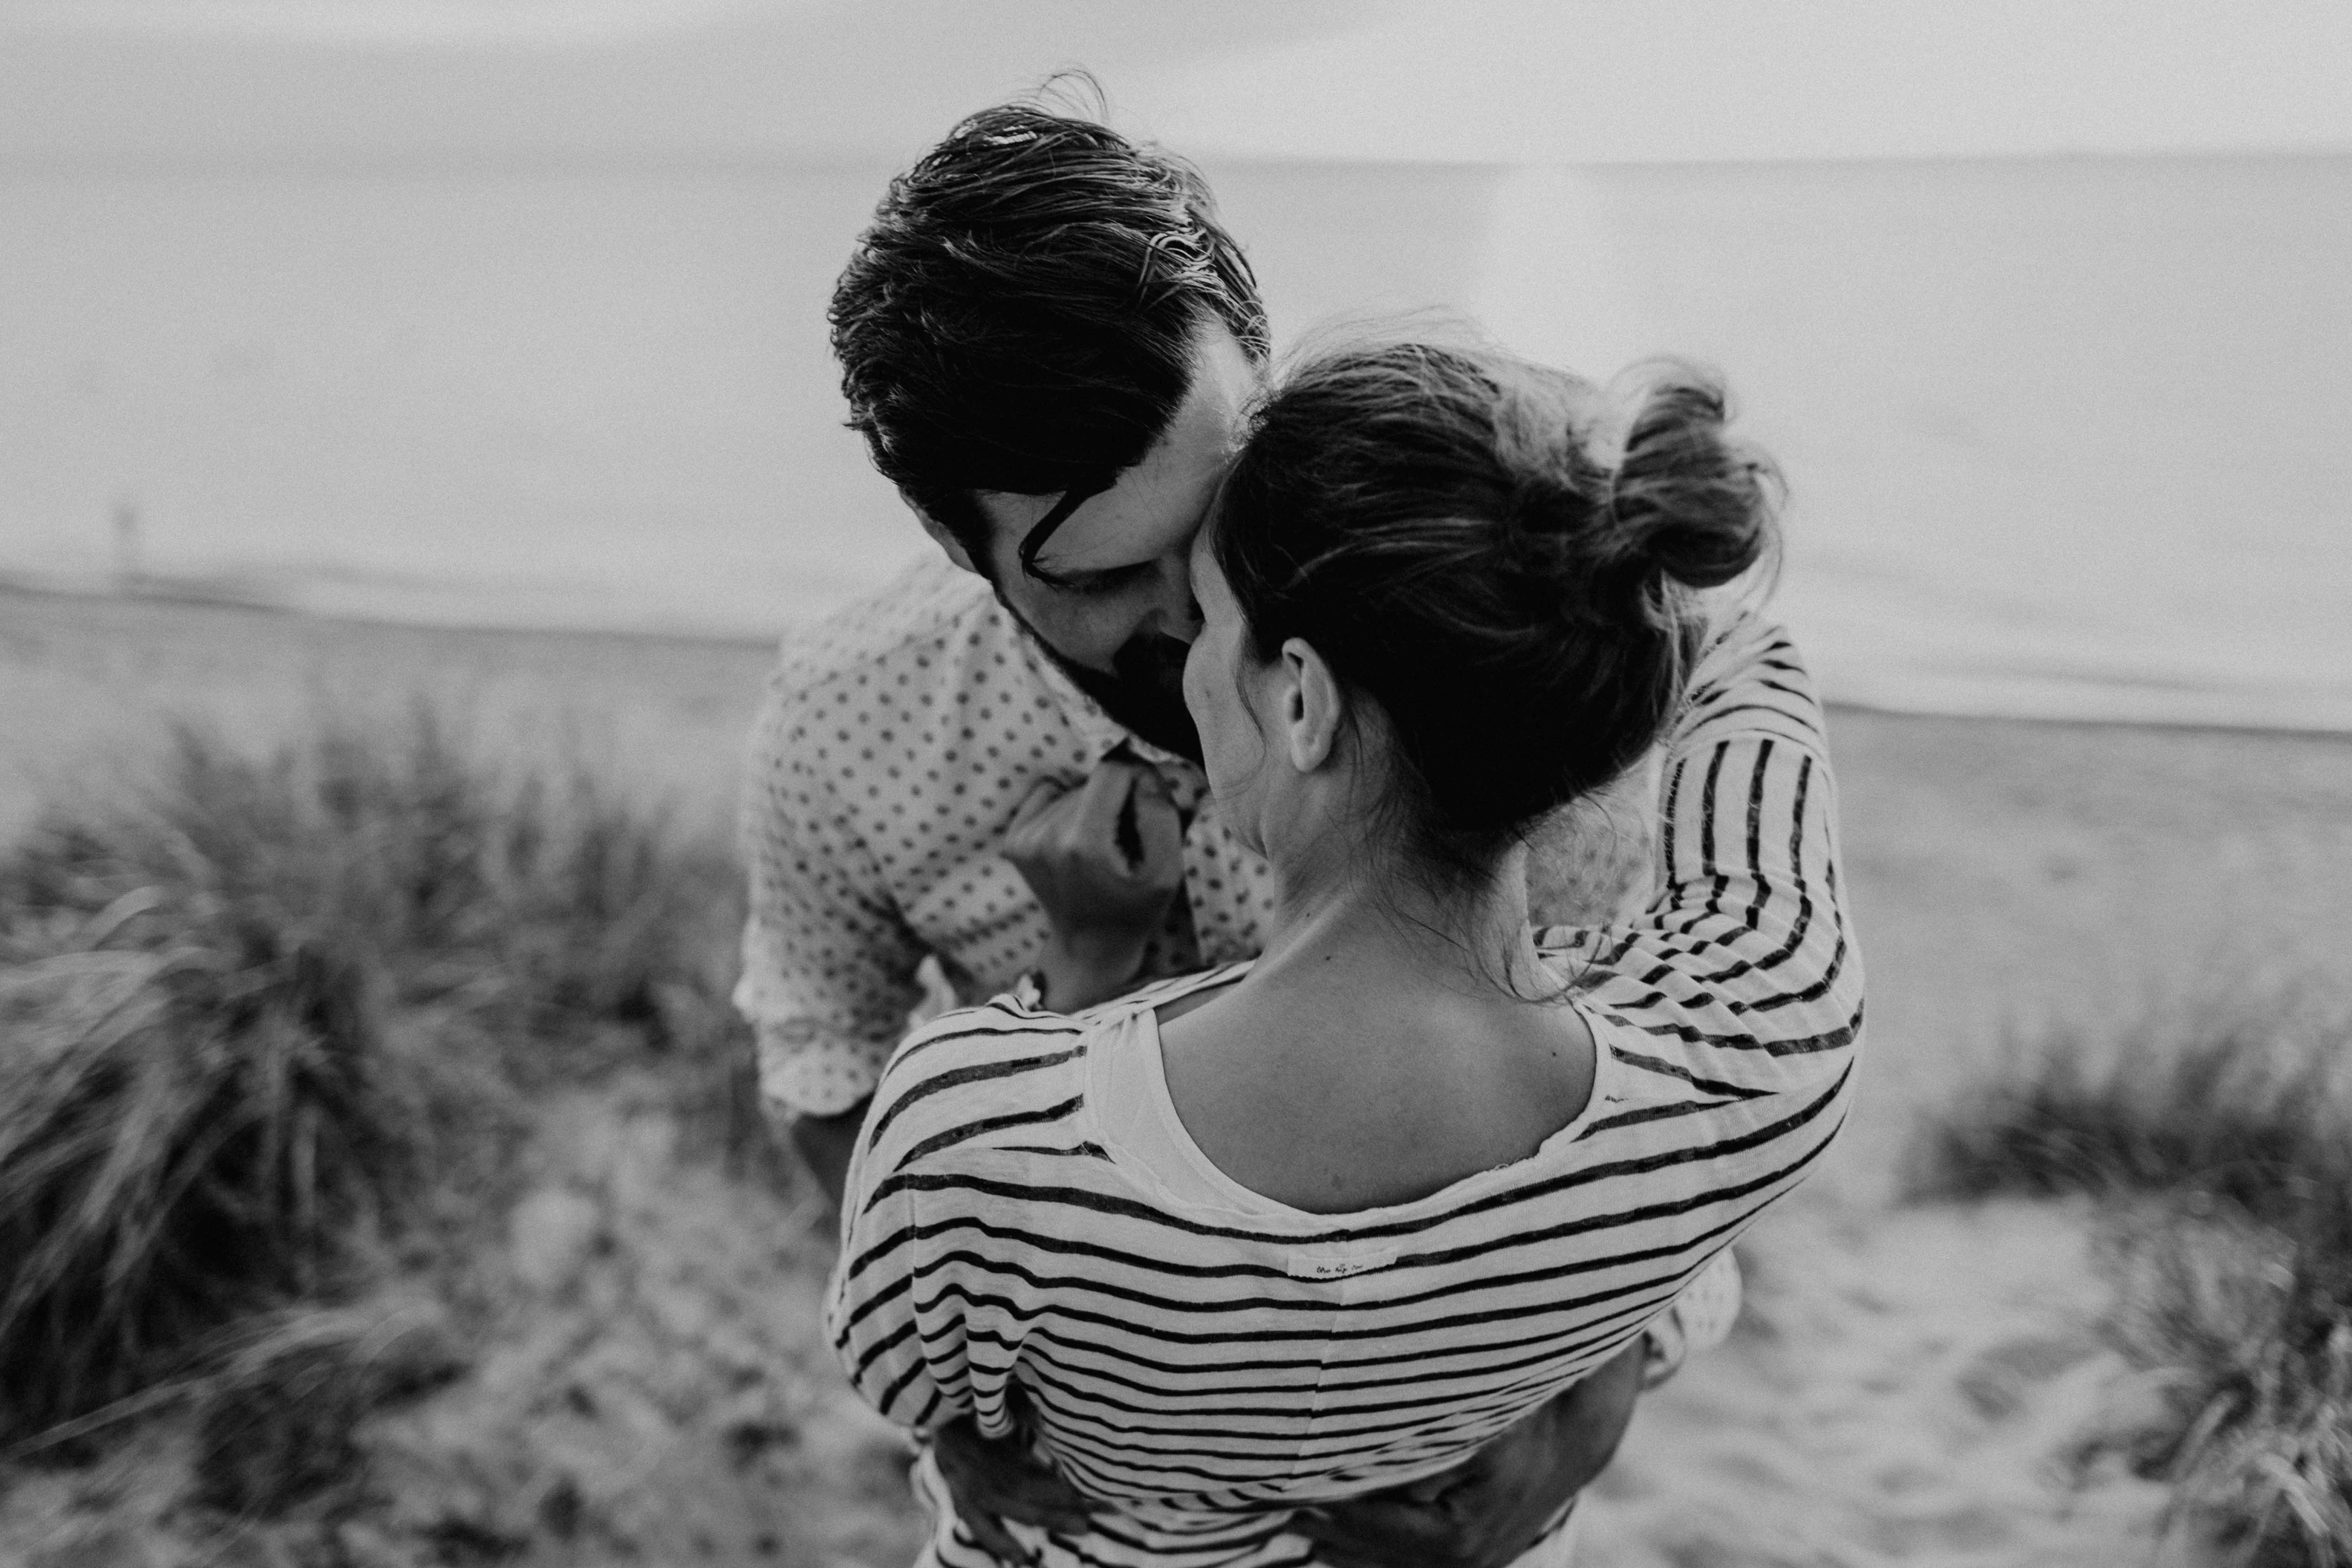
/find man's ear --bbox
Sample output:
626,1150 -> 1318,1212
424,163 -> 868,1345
1278,637 -> 1346,773
911,501 -> 981,575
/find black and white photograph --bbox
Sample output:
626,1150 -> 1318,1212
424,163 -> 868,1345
3,4 -> 2349,1565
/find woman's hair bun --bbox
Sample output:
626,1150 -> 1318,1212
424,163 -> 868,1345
1603,363 -> 1780,591
1207,335 -> 1783,883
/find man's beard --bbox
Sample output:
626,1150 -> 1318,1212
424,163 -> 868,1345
1004,603 -> 1201,762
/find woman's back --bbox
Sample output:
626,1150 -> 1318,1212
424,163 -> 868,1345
1155,959 -> 1598,1213
829,615 -> 1859,1566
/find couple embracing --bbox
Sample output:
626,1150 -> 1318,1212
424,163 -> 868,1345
738,104 -> 1862,1568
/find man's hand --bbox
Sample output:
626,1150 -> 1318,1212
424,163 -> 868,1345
783,1096 -> 868,1212
1294,1339 -> 1645,1568
931,1416 -> 1096,1565
1000,759 -> 1185,1011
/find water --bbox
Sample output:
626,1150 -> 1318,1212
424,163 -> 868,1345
3,152 -> 2347,727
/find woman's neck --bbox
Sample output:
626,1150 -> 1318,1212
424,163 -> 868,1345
1252,830 -> 1543,1006
1158,825 -> 1596,1216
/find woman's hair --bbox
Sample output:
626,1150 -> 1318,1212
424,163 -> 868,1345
1210,339 -> 1780,882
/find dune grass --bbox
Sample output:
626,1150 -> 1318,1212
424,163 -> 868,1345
0,709 -> 747,1450
2102,1193 -> 2352,1567
1916,991 -> 2352,1566
1915,988 -> 2351,1223
2,713 -> 742,1052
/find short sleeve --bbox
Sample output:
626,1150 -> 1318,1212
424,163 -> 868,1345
824,996 -> 1082,1438
826,1150 -> 969,1433
735,666 -> 929,1117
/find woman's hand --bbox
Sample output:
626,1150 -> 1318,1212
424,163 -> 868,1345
1000,758 -> 1185,1011
1294,1339 -> 1645,1568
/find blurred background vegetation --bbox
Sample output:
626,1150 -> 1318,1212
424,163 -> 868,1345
1917,996 -> 2352,1565
1,682 -> 2348,1564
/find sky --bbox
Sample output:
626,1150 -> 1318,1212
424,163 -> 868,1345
5,0 -> 2352,170
3,1 -> 2348,728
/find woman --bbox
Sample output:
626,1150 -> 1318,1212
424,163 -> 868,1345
828,340 -> 1861,1567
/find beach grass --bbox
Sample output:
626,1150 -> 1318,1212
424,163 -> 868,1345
7,594 -> 2352,1563
1913,985 -> 2352,1222
1916,993 -> 2352,1565
0,708 -> 745,1454
2101,1194 -> 2352,1567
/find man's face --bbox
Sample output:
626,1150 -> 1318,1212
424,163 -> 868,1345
951,323 -> 1260,754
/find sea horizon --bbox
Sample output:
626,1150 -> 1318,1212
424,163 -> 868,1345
10,560 -> 2351,739
6,149 -> 2347,733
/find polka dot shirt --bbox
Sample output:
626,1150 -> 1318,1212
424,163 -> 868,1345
735,556 -> 1281,1118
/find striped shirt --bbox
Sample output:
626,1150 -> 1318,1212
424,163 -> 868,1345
828,615 -> 1861,1567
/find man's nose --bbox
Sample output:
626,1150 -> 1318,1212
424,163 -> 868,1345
1150,557 -> 1203,643
1164,593 -> 1203,645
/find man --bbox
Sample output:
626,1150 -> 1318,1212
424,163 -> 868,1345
740,102 -> 1659,1567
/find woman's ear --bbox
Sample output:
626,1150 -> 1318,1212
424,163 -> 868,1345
1278,638 -> 1345,773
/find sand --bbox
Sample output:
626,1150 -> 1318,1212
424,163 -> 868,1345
5,587 -> 2350,1567
0,586 -> 778,846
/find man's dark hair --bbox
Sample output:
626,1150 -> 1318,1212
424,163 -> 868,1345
829,101 -> 1270,575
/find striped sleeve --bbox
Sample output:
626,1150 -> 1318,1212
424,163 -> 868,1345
1565,614 -> 1862,1097
825,1146 -> 958,1431
825,995 -> 1090,1438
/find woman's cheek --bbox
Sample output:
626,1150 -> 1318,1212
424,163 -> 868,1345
1180,640 -> 1210,723
1184,641 -> 1243,795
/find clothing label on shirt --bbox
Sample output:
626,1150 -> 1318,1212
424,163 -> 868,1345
1285,1246 -> 1400,1281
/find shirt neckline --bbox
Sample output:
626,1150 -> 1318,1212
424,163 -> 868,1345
1081,957 -> 1627,1230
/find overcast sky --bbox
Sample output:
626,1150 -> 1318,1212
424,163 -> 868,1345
5,0 -> 2351,169
5,0 -> 2347,725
